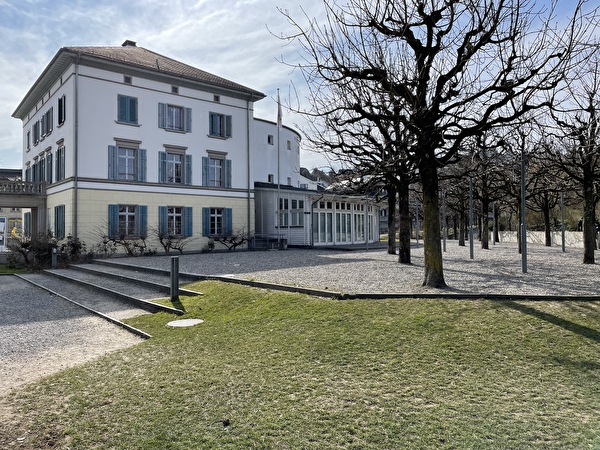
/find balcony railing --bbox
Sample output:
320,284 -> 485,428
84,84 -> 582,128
0,181 -> 46,195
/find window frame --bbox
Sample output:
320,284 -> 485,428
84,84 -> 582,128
208,112 -> 232,138
117,94 -> 138,125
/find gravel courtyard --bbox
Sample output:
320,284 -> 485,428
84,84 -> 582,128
123,240 -> 600,297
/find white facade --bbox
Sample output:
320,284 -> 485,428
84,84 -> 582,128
13,42 -> 263,252
13,42 -> 379,252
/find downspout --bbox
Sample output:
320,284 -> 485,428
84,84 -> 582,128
73,53 -> 80,239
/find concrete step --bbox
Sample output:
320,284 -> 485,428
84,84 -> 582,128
68,263 -> 203,297
42,268 -> 184,316
19,272 -> 150,321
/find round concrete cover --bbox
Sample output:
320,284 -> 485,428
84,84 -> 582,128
167,318 -> 204,328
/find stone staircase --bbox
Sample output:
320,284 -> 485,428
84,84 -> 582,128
17,261 -> 203,339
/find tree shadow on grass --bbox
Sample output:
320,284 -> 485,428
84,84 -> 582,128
502,301 -> 600,344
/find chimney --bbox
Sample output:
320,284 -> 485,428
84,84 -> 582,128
122,40 -> 137,47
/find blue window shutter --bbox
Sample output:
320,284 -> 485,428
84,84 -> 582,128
108,145 -> 118,180
55,205 -> 65,239
202,207 -> 210,236
58,205 -> 64,239
54,206 -> 59,238
225,159 -> 232,188
138,149 -> 147,182
25,167 -> 31,182
137,205 -> 148,238
60,205 -> 65,239
108,204 -> 119,239
225,115 -> 232,138
158,103 -> 166,129
202,157 -> 208,186
183,207 -> 193,237
48,107 -> 53,133
158,151 -> 166,183
185,154 -> 192,185
158,206 -> 168,236
130,97 -> 138,124
209,112 -> 219,136
46,153 -> 53,184
59,147 -> 65,180
118,95 -> 127,122
185,108 -> 192,132
224,208 -> 233,235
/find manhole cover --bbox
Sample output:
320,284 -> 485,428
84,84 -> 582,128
167,319 -> 204,328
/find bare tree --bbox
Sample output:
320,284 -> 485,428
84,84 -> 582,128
280,0 -> 594,287
548,55 -> 600,263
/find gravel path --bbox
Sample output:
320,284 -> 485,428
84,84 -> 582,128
121,241 -> 600,296
0,276 -> 144,398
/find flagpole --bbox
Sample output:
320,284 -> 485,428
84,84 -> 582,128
277,89 -> 281,248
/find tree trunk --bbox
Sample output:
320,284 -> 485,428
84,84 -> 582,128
481,195 -> 490,249
398,177 -> 411,264
542,192 -> 552,247
387,184 -> 397,255
459,208 -> 466,247
583,173 -> 595,264
453,215 -> 458,241
493,206 -> 500,243
419,161 -> 446,288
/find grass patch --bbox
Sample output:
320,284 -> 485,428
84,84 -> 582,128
2,282 -> 600,449
0,264 -> 26,274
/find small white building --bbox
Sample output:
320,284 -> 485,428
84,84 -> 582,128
253,120 -> 380,247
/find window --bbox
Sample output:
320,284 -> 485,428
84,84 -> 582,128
171,86 -> 179,94
118,95 -> 138,124
213,95 -> 220,103
291,199 -> 304,226
202,207 -> 232,236
40,108 -> 53,138
202,155 -> 231,188
54,205 -> 65,239
287,140 -> 291,150
158,103 -> 192,132
159,150 -> 192,185
209,112 -> 232,138
25,165 -> 31,182
268,174 -> 274,183
56,146 -> 66,181
279,198 -> 289,227
58,95 -> 66,125
33,121 -> 40,145
267,134 -> 274,145
108,204 -> 147,239
124,75 -> 132,84
26,131 -> 31,151
108,145 -> 147,182
158,206 -> 193,237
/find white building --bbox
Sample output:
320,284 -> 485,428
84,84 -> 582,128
12,41 -> 379,252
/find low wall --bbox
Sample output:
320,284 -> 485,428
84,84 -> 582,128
497,231 -> 586,248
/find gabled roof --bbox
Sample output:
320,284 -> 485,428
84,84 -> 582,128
13,41 -> 265,119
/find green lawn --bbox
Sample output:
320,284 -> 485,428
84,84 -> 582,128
2,281 -> 600,449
